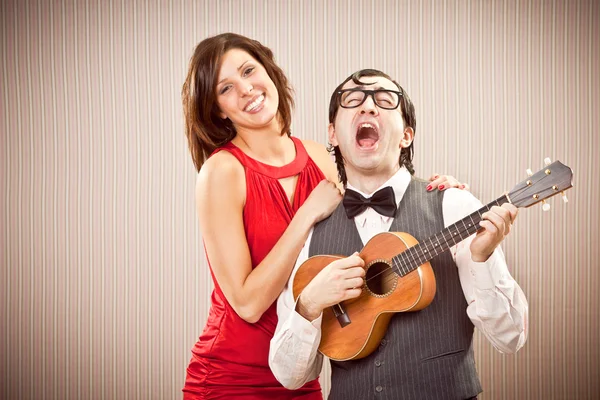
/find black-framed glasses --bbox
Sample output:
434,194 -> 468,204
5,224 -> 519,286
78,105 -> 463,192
338,88 -> 403,110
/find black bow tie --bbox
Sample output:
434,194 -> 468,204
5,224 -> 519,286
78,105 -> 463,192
342,186 -> 397,219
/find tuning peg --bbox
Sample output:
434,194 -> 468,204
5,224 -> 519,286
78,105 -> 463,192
541,200 -> 551,211
561,191 -> 568,203
544,157 -> 552,166
526,168 -> 533,177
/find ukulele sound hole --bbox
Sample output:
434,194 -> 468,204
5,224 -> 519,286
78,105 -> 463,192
365,260 -> 398,297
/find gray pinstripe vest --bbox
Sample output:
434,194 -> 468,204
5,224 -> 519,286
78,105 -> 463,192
309,179 -> 482,400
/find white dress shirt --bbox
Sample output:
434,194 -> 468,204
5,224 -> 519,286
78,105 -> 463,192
269,168 -> 529,390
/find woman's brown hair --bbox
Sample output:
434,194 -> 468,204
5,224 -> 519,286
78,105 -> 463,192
182,33 -> 295,171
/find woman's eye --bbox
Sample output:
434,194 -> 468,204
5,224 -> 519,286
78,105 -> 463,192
243,67 -> 254,77
219,85 -> 231,95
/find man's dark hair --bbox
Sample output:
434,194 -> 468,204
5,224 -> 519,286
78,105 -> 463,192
328,69 -> 416,185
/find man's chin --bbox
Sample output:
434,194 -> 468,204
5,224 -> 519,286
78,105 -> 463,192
351,159 -> 382,174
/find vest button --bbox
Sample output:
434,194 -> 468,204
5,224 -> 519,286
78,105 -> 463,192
375,360 -> 382,367
380,339 -> 387,346
375,385 -> 383,392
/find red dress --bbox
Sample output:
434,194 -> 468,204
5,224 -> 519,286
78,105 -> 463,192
183,137 -> 324,399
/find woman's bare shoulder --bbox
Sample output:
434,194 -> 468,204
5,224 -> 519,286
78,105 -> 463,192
196,150 -> 245,194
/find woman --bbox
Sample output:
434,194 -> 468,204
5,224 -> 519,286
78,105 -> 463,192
181,33 -> 463,399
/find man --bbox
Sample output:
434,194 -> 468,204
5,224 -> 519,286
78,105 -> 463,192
268,69 -> 528,400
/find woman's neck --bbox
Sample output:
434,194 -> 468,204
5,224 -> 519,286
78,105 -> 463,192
232,123 -> 295,166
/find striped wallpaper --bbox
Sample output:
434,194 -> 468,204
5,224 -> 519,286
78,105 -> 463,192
1,0 -> 598,399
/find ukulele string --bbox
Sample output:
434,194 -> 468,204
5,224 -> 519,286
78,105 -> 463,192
363,215 -> 480,284
362,180 -> 560,286
363,208 -> 497,285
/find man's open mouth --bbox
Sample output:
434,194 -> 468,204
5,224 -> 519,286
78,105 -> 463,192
356,122 -> 379,149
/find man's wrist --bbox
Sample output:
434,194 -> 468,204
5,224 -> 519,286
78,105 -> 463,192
471,251 -> 492,263
296,292 -> 321,322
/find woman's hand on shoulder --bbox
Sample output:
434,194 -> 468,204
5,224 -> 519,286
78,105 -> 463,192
299,179 -> 343,225
426,173 -> 469,192
299,139 -> 343,223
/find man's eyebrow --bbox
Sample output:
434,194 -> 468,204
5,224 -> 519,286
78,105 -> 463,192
217,60 -> 251,85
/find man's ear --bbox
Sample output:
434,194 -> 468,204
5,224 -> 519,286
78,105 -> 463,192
328,123 -> 338,146
400,127 -> 415,148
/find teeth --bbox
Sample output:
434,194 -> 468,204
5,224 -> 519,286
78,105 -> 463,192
359,123 -> 375,129
245,94 -> 264,112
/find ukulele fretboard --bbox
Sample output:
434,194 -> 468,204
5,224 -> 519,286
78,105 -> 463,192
391,195 -> 510,276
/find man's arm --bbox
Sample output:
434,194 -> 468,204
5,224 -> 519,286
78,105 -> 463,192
444,188 -> 529,354
269,229 -> 324,390
269,231 -> 366,388
269,285 -> 325,389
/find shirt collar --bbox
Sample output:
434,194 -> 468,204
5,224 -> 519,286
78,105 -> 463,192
346,167 -> 412,224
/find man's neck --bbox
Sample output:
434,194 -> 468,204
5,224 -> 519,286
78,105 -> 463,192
346,166 -> 401,195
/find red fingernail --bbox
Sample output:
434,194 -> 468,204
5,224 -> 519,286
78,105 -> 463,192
439,185 -> 445,190
426,185 -> 432,191
460,184 -> 465,189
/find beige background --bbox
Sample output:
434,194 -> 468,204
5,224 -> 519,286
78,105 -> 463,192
2,0 -> 599,399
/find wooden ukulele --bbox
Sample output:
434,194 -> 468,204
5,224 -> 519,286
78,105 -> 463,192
293,160 -> 573,361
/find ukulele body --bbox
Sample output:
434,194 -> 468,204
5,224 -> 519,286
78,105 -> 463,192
292,231 -> 436,361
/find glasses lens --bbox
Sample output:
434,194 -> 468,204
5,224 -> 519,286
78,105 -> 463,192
374,90 -> 399,109
340,89 -> 400,109
340,90 -> 366,107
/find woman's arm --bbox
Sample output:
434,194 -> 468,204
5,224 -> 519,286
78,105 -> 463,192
197,151 -> 341,323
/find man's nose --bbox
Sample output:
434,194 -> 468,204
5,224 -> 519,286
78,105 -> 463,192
359,95 -> 378,115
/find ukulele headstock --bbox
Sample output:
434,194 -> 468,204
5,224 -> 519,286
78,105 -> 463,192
508,159 -> 573,209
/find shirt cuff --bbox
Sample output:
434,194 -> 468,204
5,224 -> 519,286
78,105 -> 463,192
457,249 -> 502,290
290,301 -> 322,342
